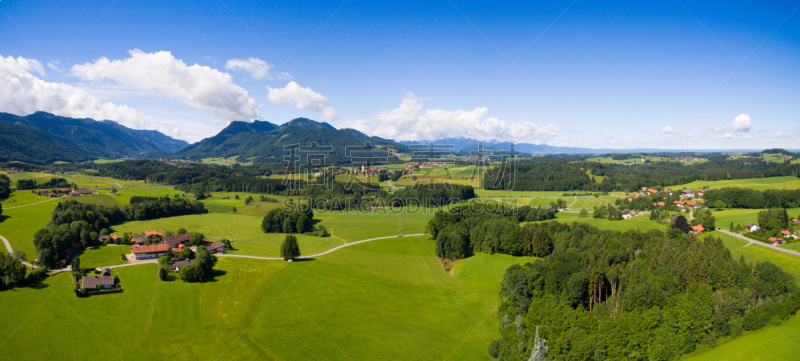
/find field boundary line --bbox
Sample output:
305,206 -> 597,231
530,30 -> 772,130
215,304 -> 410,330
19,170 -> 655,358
145,278 -> 160,334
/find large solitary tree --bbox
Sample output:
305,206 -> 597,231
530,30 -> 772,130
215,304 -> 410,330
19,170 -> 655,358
281,235 -> 301,261
672,215 -> 692,233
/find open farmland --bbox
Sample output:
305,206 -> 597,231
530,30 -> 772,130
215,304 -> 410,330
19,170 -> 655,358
0,238 -> 534,360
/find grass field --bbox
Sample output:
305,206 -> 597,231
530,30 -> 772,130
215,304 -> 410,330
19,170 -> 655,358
711,208 -> 800,230
0,191 -> 55,207
686,312 -> 800,361
0,237 -> 536,360
525,211 -> 667,232
673,176 -> 800,191
0,197 -> 55,257
79,245 -> 130,269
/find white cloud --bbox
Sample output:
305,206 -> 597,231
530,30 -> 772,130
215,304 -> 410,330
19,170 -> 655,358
267,81 -> 337,120
225,57 -> 289,80
602,131 -> 613,138
339,93 -> 558,143
70,49 -> 261,120
661,126 -> 674,134
709,113 -> 753,133
732,114 -> 752,132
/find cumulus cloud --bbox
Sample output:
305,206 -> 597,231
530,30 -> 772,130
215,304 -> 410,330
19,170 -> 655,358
267,81 -> 338,120
0,54 -> 159,130
70,49 -> 261,120
661,126 -> 674,134
339,93 -> 558,143
225,57 -> 289,80
709,113 -> 753,133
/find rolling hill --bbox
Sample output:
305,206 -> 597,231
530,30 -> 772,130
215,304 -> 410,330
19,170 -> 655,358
178,118 -> 411,164
0,111 -> 189,162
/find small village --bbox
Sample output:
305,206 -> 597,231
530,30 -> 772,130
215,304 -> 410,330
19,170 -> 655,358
78,231 -> 228,293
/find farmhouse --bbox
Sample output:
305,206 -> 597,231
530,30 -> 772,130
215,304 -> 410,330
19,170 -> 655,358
68,192 -> 81,197
652,202 -> 666,207
746,222 -> 760,232
681,190 -> 695,199
792,219 -> 799,225
169,259 -> 195,272
206,242 -> 226,254
781,230 -> 798,239
647,189 -> 658,194
691,225 -> 705,234
687,202 -> 698,209
82,275 -> 114,291
77,188 -> 93,195
161,233 -> 192,247
131,244 -> 170,260
769,237 -> 785,246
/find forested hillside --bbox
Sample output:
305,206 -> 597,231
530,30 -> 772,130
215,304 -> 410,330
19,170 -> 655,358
0,111 -> 188,160
0,120 -> 87,164
177,117 -> 411,164
484,160 -> 800,192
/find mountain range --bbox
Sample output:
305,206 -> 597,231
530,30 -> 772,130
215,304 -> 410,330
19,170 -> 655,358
0,112 -> 189,164
178,118 -> 411,163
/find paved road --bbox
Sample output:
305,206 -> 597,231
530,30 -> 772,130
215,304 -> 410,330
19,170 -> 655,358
0,234 -> 38,268
218,233 -> 427,261
716,229 -> 800,257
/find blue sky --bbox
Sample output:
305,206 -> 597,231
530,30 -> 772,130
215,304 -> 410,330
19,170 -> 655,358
1,0 -> 798,148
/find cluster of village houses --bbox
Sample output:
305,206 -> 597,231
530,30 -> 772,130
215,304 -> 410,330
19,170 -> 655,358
80,231 -> 227,292
745,221 -> 800,246
34,187 -> 94,197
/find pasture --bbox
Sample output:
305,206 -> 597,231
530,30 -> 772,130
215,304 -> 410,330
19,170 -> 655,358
686,312 -> 800,361
525,211 -> 667,232
673,176 -> 800,191
0,237 -> 535,360
79,245 -> 130,269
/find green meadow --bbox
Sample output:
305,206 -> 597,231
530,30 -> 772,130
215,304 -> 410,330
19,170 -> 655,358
79,245 -> 130,269
673,176 -> 800,191
0,237 -> 534,360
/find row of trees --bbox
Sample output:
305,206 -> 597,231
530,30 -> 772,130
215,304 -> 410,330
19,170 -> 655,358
125,196 -> 207,221
703,188 -> 800,209
16,177 -> 73,190
491,222 -> 800,360
387,184 -> 476,207
0,173 -> 10,201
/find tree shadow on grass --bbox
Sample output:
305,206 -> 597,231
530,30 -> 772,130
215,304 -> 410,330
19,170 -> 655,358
205,269 -> 228,282
0,214 -> 10,223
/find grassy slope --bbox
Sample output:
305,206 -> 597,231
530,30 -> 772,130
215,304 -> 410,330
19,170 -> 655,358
673,176 -> 800,191
0,238 -> 533,360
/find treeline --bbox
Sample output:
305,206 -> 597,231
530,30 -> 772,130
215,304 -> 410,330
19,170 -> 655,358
16,177 -> 73,190
126,196 -> 207,221
0,251 -> 49,290
0,173 -> 10,201
484,159 -> 800,192
490,222 -> 800,360
703,188 -> 800,209
427,204 -> 557,260
388,184 -> 476,207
